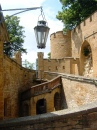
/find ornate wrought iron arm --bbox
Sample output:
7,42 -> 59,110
0,6 -> 42,18
0,5 -> 50,49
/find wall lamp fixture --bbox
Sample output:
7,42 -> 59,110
0,5 -> 50,49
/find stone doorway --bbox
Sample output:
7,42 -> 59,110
36,98 -> 47,114
54,92 -> 61,111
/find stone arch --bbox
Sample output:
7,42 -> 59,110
54,92 -> 61,111
36,98 -> 47,114
80,40 -> 93,77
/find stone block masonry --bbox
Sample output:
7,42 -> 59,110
0,40 -> 4,120
0,101 -> 97,130
3,54 -> 36,119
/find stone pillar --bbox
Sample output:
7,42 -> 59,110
14,51 -> 22,65
0,39 -> 4,120
37,52 -> 44,79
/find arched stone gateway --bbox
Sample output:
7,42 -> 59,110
80,40 -> 93,77
36,98 -> 47,114
54,92 -> 61,111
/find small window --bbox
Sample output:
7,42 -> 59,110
48,66 -> 51,70
63,66 -> 65,69
56,66 -> 58,70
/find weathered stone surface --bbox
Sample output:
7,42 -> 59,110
1,102 -> 97,130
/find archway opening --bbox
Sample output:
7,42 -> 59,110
80,41 -> 93,77
54,92 -> 61,111
36,98 -> 47,114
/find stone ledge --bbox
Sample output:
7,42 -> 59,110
0,101 -> 97,127
44,71 -> 97,85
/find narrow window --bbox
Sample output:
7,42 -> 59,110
54,92 -> 61,111
48,66 -> 51,71
56,66 -> 58,70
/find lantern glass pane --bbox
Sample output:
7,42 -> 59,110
34,26 -> 49,48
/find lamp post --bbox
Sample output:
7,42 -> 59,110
0,6 -> 50,49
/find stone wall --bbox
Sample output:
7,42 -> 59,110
0,41 -> 4,120
3,54 -> 36,119
37,52 -> 80,79
0,16 -> 9,119
44,72 -> 97,109
72,11 -> 97,77
71,11 -> 97,58
0,102 -> 97,130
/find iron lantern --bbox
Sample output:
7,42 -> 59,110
34,20 -> 50,49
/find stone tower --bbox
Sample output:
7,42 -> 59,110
50,31 -> 71,59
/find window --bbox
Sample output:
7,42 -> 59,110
56,66 -> 58,70
54,92 -> 61,111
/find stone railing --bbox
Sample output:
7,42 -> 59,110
0,101 -> 97,130
21,76 -> 61,101
44,71 -> 97,85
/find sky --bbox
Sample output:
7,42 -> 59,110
0,0 -> 63,65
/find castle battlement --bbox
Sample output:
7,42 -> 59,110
50,30 -> 71,40
72,11 -> 97,34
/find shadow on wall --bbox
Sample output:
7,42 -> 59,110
60,82 -> 68,109
72,25 -> 83,55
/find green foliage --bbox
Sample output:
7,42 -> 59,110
83,47 -> 90,56
56,0 -> 97,32
48,52 -> 51,59
22,59 -> 35,70
4,15 -> 27,57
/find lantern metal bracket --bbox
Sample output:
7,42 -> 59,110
0,5 -> 50,49
38,7 -> 46,21
0,5 -> 42,23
